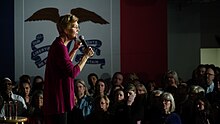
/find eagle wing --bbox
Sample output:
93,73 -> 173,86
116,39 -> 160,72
71,7 -> 109,24
25,7 -> 60,23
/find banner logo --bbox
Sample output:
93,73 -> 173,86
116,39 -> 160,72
31,34 -> 50,68
31,34 -> 105,69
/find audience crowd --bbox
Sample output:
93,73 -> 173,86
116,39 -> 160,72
0,63 -> 220,124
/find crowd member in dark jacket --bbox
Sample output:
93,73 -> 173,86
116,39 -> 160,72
123,84 -> 146,124
148,92 -> 181,124
86,95 -> 112,124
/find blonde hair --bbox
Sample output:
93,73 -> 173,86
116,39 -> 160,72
102,95 -> 110,108
136,83 -> 147,94
56,14 -> 78,34
189,85 -> 205,94
125,83 -> 137,93
75,79 -> 90,96
94,95 -> 110,111
161,92 -> 176,113
167,70 -> 179,85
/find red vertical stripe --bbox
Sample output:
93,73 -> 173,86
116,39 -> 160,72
120,0 -> 168,83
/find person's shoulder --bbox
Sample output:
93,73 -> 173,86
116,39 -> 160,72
50,37 -> 66,52
52,37 -> 63,46
171,112 -> 180,116
165,113 -> 182,124
169,112 -> 181,119
85,95 -> 94,103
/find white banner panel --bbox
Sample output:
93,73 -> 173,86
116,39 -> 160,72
14,0 -> 120,82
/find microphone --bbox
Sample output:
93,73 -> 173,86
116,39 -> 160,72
79,35 -> 88,48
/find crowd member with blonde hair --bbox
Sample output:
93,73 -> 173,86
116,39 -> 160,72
178,85 -> 205,124
162,70 -> 180,89
136,83 -> 147,95
159,92 -> 182,124
86,95 -> 112,124
74,79 -> 93,119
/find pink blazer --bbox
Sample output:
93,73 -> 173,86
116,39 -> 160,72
43,37 -> 80,115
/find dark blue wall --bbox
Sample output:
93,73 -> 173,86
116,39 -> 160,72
0,0 -> 14,81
